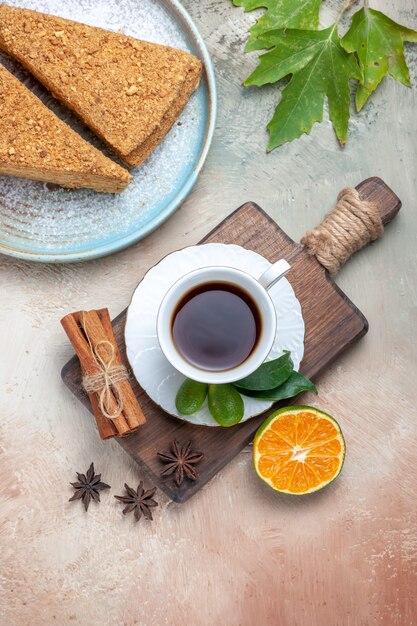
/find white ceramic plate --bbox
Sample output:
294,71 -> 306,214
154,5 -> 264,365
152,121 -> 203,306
125,243 -> 305,427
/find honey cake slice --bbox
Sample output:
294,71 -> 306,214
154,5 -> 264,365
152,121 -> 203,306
0,6 -> 203,167
0,64 -> 131,192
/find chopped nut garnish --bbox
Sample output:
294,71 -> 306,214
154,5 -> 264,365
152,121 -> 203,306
126,85 -> 138,95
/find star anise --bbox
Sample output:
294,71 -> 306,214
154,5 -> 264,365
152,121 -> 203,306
69,462 -> 110,512
158,440 -> 204,487
114,482 -> 158,522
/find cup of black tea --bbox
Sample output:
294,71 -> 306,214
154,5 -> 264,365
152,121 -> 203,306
157,260 -> 290,383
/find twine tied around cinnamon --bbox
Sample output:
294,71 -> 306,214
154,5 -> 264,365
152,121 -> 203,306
82,339 -> 129,420
301,188 -> 384,275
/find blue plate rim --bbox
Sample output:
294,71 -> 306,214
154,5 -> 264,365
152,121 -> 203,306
0,0 -> 217,263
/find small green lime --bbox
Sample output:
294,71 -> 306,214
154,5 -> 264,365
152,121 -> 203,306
208,384 -> 244,427
175,379 -> 208,415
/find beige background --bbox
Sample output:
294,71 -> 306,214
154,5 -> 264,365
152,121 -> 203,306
1,0 -> 417,624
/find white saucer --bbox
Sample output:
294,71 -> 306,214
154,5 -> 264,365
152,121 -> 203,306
125,243 -> 305,427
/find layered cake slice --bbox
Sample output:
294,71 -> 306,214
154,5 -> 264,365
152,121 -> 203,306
0,64 -> 131,192
0,5 -> 203,167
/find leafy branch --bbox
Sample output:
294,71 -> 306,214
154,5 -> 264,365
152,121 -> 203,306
232,0 -> 417,149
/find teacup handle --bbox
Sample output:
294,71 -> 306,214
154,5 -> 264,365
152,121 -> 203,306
258,259 -> 291,291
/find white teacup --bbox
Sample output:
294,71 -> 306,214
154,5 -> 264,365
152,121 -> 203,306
157,260 -> 290,384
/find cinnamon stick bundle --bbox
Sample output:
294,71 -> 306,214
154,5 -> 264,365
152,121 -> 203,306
61,308 -> 146,439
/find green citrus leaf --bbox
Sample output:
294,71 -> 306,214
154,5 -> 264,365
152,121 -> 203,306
208,384 -> 244,427
233,0 -> 321,51
234,351 -> 293,390
341,8 -> 417,111
246,26 -> 361,149
237,371 -> 317,400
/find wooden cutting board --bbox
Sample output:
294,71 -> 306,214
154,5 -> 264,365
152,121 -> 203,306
62,177 -> 401,502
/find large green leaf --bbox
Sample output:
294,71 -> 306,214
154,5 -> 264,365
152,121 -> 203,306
233,351 -> 293,391
245,25 -> 361,149
237,371 -> 317,400
232,0 -> 321,51
341,7 -> 417,111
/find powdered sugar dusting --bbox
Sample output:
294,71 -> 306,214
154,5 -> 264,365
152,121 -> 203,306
0,0 -> 211,258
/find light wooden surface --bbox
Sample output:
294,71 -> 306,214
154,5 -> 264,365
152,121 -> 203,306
1,1 -> 416,624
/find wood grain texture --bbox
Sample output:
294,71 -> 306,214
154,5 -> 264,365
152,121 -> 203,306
62,177 -> 400,502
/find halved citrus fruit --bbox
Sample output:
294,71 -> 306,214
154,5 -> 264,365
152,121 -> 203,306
253,406 -> 345,494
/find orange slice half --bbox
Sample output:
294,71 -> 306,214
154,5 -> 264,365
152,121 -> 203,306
253,406 -> 345,495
